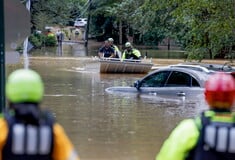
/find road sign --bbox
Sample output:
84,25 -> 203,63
0,0 -> 31,112
5,0 -> 30,64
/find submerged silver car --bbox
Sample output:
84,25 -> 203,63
105,67 -> 212,99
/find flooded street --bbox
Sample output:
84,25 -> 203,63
6,43 -> 208,160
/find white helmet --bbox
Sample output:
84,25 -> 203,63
125,42 -> 132,48
108,38 -> 114,42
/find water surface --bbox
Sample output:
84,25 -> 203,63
6,43 -> 208,160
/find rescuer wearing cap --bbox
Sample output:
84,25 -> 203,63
0,69 -> 80,160
156,72 -> 235,160
107,38 -> 121,58
122,42 -> 141,61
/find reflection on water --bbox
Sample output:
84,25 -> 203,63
6,43 -> 208,160
30,40 -> 186,59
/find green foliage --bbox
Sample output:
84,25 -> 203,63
33,12 -> 53,32
31,0 -> 235,61
62,29 -> 69,40
161,0 -> 235,60
90,0 -> 161,44
29,33 -> 57,48
186,47 -> 208,62
142,29 -> 165,45
31,0 -> 86,29
29,33 -> 45,48
45,35 -> 57,46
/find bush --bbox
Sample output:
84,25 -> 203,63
45,34 -> 56,46
29,32 -> 57,48
29,33 -> 44,48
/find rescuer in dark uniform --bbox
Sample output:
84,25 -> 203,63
0,69 -> 80,160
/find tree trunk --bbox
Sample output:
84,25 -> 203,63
167,37 -> 170,50
119,21 -> 122,45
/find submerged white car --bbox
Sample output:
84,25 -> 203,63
74,18 -> 87,27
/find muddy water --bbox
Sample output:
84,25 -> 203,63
6,44 -> 209,160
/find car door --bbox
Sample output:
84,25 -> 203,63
138,70 -> 171,95
138,70 -> 204,98
164,71 -> 203,97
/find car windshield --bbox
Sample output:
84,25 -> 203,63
76,18 -> 87,21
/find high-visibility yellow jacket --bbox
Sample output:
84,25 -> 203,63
112,45 -> 121,58
122,48 -> 141,60
156,110 -> 235,160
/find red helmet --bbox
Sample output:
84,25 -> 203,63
205,72 -> 235,109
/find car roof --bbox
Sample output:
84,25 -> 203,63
75,18 -> 87,21
179,62 -> 235,72
169,64 -> 213,73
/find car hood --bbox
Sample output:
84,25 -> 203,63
105,86 -> 138,93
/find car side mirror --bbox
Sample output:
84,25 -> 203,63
134,80 -> 141,90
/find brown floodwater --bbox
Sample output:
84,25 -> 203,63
6,43 -> 208,160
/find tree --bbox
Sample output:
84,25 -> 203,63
158,0 -> 235,61
31,0 -> 86,31
30,0 -> 235,61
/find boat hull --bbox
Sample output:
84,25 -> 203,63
99,59 -> 153,73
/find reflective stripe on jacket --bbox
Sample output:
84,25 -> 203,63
189,111 -> 235,160
0,115 -> 79,160
2,112 -> 54,160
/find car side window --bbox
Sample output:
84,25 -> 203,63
192,77 -> 200,87
165,71 -> 191,87
140,71 -> 171,87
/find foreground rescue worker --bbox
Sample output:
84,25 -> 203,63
122,42 -> 141,60
0,69 -> 80,160
156,72 -> 235,160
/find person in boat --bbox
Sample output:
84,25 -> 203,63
107,38 -> 121,58
156,72 -> 235,160
122,42 -> 141,61
98,40 -> 115,58
0,69 -> 80,160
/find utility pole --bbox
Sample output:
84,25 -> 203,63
0,0 -> 5,112
85,0 -> 91,47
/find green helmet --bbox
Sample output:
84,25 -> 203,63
6,69 -> 44,103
